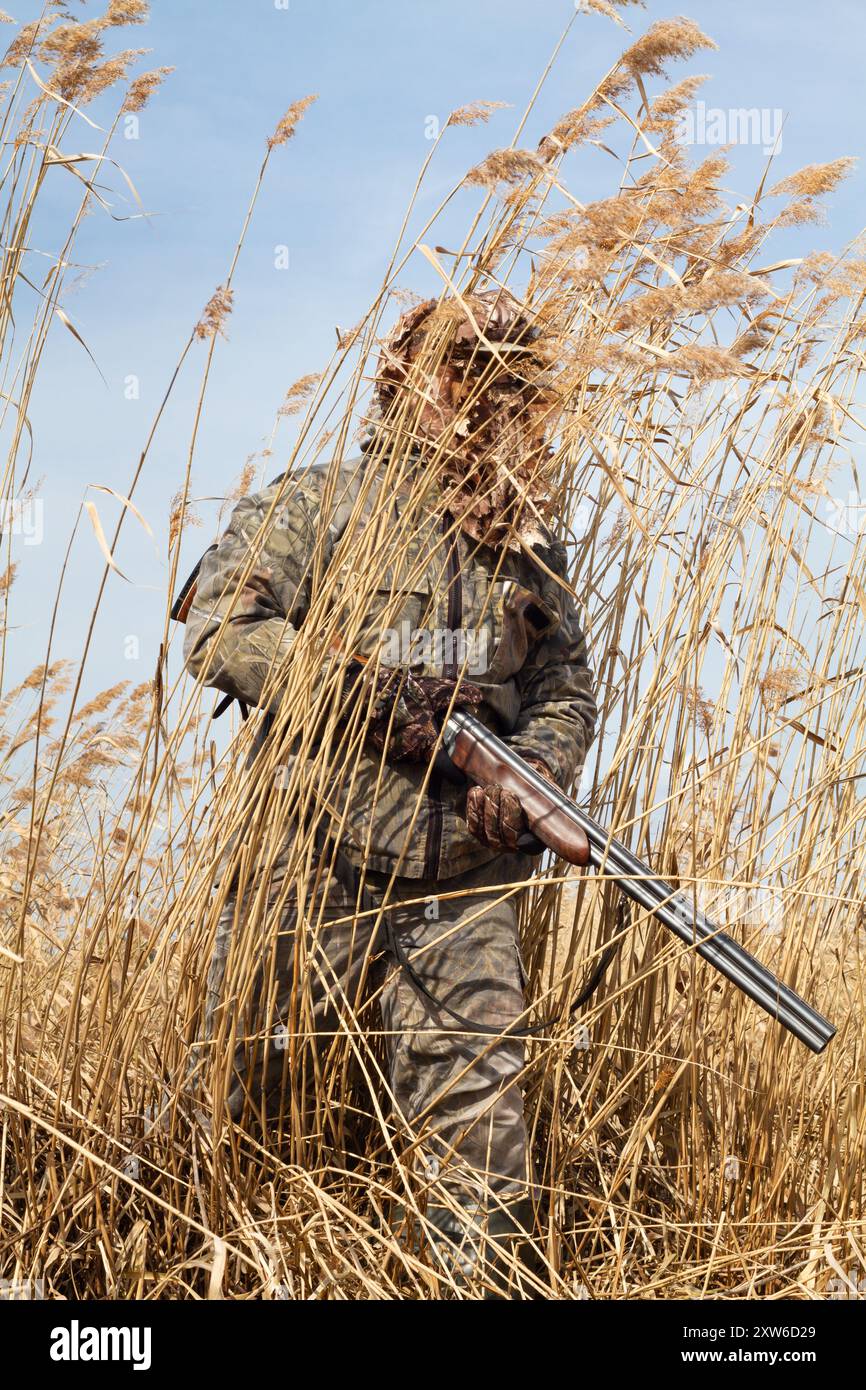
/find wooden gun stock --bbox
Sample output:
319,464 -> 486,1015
445,718 -> 590,866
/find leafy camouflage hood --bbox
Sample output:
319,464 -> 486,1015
372,289 -> 557,549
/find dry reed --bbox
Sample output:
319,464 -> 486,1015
0,3 -> 863,1301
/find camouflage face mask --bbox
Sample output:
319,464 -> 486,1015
373,291 -> 557,547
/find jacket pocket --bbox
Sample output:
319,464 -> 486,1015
476,579 -> 559,684
364,574 -> 437,669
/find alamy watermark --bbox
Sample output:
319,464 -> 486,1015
826,1270 -> 866,1299
1,497 -> 43,545
380,622 -> 489,676
697,882 -> 783,935
0,1276 -> 44,1299
676,101 -> 783,156
49,1320 -> 152,1371
826,491 -> 866,536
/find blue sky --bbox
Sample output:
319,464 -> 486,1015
8,0 -> 866,698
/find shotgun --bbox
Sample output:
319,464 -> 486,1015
167,553 -> 835,1054
442,708 -> 836,1055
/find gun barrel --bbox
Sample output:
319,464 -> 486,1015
443,710 -> 836,1055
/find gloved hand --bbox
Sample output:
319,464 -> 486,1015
465,756 -> 556,854
343,663 -> 483,764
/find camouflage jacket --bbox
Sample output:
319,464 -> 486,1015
182,456 -> 597,880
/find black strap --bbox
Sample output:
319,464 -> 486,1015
381,905 -> 555,1039
569,943 -> 618,1013
378,856 -> 620,1029
316,826 -> 560,1040
213,693 -> 249,720
170,547 -> 217,623
567,895 -> 628,1014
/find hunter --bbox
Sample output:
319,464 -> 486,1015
180,289 -> 597,1294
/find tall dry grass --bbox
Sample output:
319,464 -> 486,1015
0,2 -> 864,1299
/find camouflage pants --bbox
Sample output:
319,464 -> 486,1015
204,851 -> 534,1202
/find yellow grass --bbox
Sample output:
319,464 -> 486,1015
0,2 -> 864,1300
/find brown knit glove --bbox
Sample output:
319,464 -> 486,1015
364,668 -> 482,763
465,756 -> 555,853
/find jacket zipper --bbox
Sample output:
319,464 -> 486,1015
423,512 -> 462,879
